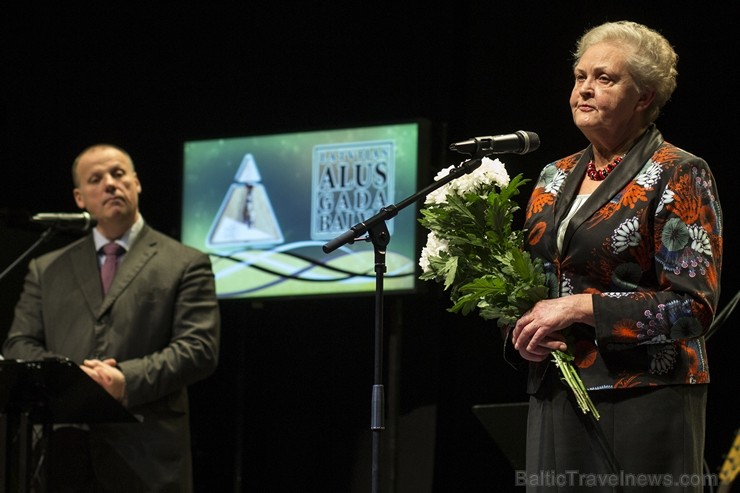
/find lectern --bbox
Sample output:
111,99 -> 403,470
0,358 -> 137,493
472,401 -> 529,471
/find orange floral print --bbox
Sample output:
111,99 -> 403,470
556,154 -> 580,172
527,187 -> 554,216
651,146 -> 681,165
620,184 -> 649,209
528,221 -> 546,245
612,319 -> 640,343
574,340 -> 597,368
613,374 -> 644,388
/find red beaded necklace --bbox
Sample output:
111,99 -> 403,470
586,156 -> 623,181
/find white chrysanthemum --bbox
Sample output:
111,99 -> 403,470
424,166 -> 454,204
424,157 -> 510,204
419,231 -> 449,273
483,157 -> 512,187
458,157 -> 510,194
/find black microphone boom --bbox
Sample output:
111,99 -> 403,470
449,130 -> 540,156
31,211 -> 97,231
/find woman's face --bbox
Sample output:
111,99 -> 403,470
570,42 -> 645,137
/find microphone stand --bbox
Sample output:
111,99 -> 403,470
0,227 -> 57,283
323,154 -> 486,493
0,225 -> 58,493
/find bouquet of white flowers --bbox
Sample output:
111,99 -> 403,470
418,157 -> 599,418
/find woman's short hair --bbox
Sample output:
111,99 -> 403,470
573,21 -> 678,123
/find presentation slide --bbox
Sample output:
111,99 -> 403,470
181,122 -> 427,300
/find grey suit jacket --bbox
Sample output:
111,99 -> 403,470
3,224 -> 221,492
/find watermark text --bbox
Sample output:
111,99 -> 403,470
515,470 -> 718,488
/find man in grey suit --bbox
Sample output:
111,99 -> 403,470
3,144 -> 221,492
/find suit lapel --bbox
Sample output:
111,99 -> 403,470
553,152 -> 589,230
70,235 -> 106,315
559,126 -> 664,255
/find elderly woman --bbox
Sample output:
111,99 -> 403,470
511,21 -> 723,492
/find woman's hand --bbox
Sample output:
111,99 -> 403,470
512,294 -> 594,362
515,332 -> 568,362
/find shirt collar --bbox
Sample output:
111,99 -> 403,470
93,214 -> 145,252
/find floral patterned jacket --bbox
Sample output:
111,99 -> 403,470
522,125 -> 723,393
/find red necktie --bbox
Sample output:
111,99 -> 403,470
100,242 -> 124,295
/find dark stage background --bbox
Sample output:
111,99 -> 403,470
2,3 -> 737,492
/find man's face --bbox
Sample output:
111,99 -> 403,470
73,146 -> 141,226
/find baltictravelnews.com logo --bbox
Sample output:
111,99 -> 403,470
515,469 -> 718,489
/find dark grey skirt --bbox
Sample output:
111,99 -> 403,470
523,367 -> 708,493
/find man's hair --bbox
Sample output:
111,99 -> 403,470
72,144 -> 135,187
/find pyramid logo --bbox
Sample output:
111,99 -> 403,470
206,153 -> 284,250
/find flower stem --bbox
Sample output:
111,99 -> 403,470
552,350 -> 600,420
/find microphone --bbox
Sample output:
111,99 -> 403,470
449,130 -> 540,155
31,211 -> 97,232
